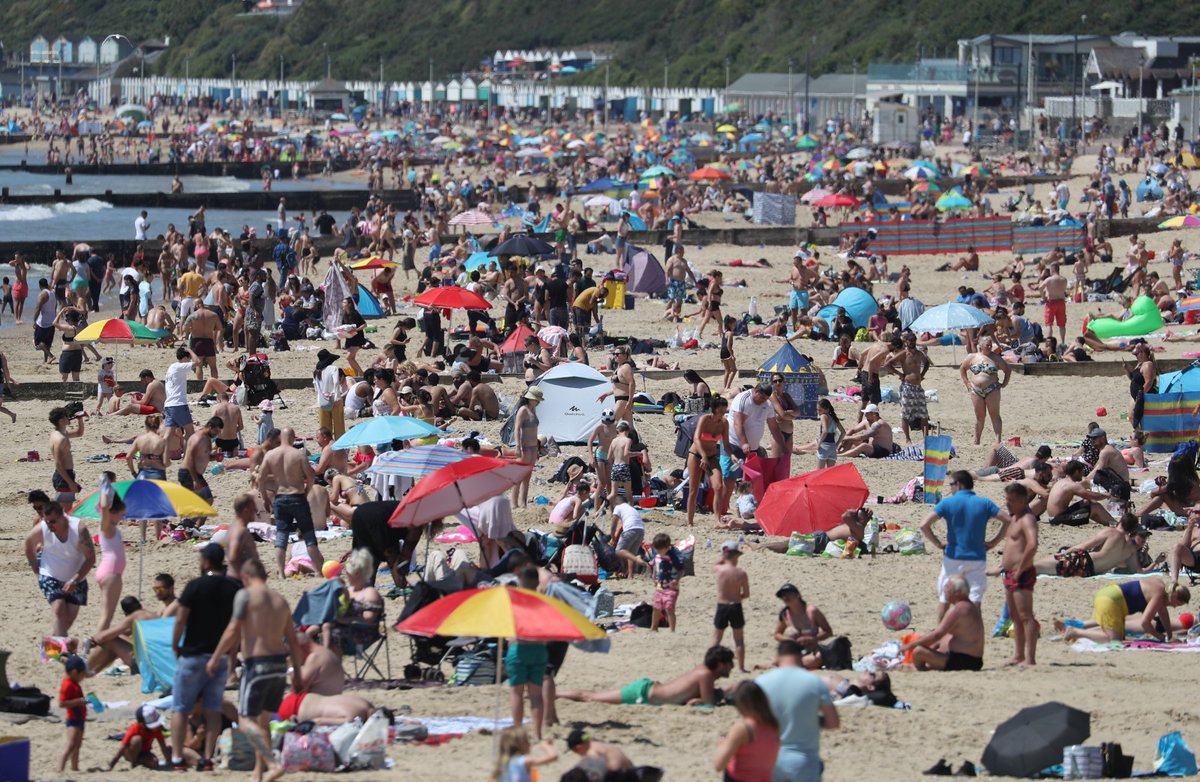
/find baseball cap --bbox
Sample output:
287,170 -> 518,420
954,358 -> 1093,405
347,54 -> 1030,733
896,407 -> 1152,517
200,542 -> 225,567
775,583 -> 800,598
63,655 -> 87,673
566,728 -> 590,749
1087,428 -> 1106,439
863,403 -> 880,414
720,540 -> 742,554
138,704 -> 166,730
1134,526 -> 1152,538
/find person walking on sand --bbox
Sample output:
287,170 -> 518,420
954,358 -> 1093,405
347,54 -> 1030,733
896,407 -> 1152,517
920,471 -> 1009,618
713,541 -> 751,673
999,483 -> 1039,666
959,336 -> 1011,445
259,426 -> 324,579
756,640 -> 839,781
207,558 -> 303,782
25,501 -> 94,637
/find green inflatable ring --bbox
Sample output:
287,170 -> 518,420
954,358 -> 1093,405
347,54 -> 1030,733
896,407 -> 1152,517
1086,295 -> 1164,339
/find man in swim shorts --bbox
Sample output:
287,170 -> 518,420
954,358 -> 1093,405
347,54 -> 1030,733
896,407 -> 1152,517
558,645 -> 734,706
900,576 -> 985,671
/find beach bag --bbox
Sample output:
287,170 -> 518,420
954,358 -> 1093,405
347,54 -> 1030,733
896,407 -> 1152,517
392,719 -> 429,743
563,544 -> 599,584
1102,742 -> 1134,779
817,637 -> 854,670
787,533 -> 816,556
895,530 -> 926,555
1063,745 -> 1104,779
0,687 -> 50,717
592,586 -> 615,618
347,710 -> 389,770
451,648 -> 498,686
215,728 -> 256,771
280,725 -> 337,773
1155,731 -> 1197,777
629,602 -> 654,628
589,537 -> 620,575
328,718 -> 363,765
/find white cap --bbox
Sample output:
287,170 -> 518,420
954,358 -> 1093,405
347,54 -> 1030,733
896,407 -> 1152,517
863,403 -> 880,414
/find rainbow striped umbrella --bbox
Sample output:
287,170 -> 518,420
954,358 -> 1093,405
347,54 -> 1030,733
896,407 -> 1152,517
74,318 -> 169,345
368,445 -> 473,478
397,586 -> 604,642
71,479 -> 216,520
1158,215 -> 1200,229
348,256 -> 398,270
1178,295 -> 1200,313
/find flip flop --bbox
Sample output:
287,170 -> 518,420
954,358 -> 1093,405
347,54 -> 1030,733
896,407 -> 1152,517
86,455 -> 112,463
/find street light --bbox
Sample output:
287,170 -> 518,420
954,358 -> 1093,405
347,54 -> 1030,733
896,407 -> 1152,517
788,57 -> 795,130
1137,53 -> 1145,138
1072,14 -> 1086,146
724,56 -> 731,107
1191,56 -> 1199,144
972,52 -> 980,149
101,34 -> 136,105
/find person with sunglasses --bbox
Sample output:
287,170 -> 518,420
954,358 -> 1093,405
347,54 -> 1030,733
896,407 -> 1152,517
24,501 -> 95,637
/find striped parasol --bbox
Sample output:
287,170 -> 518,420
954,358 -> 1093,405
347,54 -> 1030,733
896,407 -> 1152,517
367,445 -> 473,478
448,209 -> 494,226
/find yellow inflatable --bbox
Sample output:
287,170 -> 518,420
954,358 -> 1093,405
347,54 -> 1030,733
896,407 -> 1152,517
1086,295 -> 1164,339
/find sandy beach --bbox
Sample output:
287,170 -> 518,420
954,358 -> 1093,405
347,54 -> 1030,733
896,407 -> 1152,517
3,139 -> 1199,781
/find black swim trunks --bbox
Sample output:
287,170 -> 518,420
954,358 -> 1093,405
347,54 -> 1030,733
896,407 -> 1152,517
943,651 -> 984,671
238,654 -> 289,717
1049,500 -> 1092,526
714,602 -> 746,630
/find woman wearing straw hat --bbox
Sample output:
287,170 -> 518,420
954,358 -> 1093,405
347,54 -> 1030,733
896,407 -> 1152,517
511,387 -> 543,508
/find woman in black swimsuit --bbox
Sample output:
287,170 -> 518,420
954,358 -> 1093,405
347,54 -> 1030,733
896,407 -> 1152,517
720,315 -> 737,391
697,270 -> 724,338
340,297 -> 368,376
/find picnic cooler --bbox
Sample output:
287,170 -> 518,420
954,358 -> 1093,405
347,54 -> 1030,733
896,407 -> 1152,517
1063,745 -> 1104,779
561,544 -> 599,584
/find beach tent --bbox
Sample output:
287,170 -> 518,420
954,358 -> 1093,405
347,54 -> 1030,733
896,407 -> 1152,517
500,363 -> 609,445
1136,177 -> 1163,202
576,177 -> 626,193
1158,361 -> 1200,393
623,245 -> 667,294
816,287 -> 878,329
132,617 -> 177,695
757,341 -> 820,420
499,323 -> 541,373
356,283 -> 384,318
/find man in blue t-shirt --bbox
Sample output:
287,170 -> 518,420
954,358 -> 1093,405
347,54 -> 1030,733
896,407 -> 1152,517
920,470 -> 1009,617
757,640 -> 839,782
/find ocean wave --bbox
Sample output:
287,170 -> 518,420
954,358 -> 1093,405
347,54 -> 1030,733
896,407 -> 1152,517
0,198 -> 114,222
186,176 -> 251,194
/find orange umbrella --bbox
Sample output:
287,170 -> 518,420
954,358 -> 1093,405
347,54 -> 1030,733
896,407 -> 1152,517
689,166 -> 732,181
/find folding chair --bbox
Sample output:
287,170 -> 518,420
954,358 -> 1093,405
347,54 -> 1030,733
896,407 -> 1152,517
344,616 -> 392,681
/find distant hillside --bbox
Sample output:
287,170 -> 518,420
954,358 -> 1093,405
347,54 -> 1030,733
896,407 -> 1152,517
3,0 -> 1198,87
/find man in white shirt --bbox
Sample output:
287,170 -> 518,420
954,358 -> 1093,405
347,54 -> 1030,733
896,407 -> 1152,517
726,382 -> 785,461
313,349 -> 346,439
164,346 -> 197,457
134,210 -> 150,241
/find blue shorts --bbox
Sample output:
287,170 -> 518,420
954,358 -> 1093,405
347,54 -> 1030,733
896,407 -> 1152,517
505,642 -> 548,687
790,289 -> 810,312
172,654 -> 228,713
718,444 -> 743,480
164,404 -> 193,429
274,494 -> 317,549
667,279 -> 686,302
137,466 -> 166,481
65,718 -> 86,729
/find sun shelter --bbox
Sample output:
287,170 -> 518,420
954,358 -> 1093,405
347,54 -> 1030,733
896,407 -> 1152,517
816,287 -> 878,329
758,341 -> 820,420
499,323 -> 541,373
501,362 -> 610,445
623,245 -> 667,295
132,617 -> 177,694
356,283 -> 384,318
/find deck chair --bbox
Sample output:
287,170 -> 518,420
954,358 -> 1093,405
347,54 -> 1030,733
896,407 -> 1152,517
344,614 -> 391,681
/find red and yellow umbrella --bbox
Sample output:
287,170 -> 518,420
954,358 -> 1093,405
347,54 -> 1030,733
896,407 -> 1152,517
396,586 -> 604,642
348,256 -> 397,270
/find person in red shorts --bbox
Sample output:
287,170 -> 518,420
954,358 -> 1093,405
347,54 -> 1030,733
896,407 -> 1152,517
1039,264 -> 1069,343
108,704 -> 170,770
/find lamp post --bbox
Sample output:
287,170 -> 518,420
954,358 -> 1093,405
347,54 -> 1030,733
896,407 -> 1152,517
231,52 -> 236,105
788,57 -> 795,130
1071,14 -> 1086,147
803,47 -> 811,133
101,34 -> 133,106
972,52 -> 980,148
724,55 -> 731,112
603,59 -> 610,135
1137,53 -> 1145,139
1191,57 -> 1199,144
662,55 -> 669,118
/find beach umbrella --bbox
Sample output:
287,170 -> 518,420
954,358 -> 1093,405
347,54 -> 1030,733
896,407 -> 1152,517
537,325 -> 569,347
74,318 -> 169,345
71,479 -> 216,520
388,456 -> 532,528
734,159 -> 758,172
689,166 -> 732,181
640,165 -> 675,179
463,251 -> 494,271
911,181 -> 941,193
755,464 -> 869,536
716,124 -> 737,133
908,302 -> 994,333
845,146 -> 872,160
489,235 -> 555,257
448,209 -> 494,226
587,156 -> 608,167
981,703 -> 1089,778
902,165 -> 936,179
812,193 -> 863,208
935,190 -> 974,211
819,158 -> 843,172
368,445 -> 473,479
795,134 -> 820,149
1149,162 -> 1170,176
584,195 -> 618,208
800,188 -> 832,203
959,163 -> 990,178
414,286 -> 491,310
331,417 -> 444,450
348,256 -> 398,270
1179,294 -> 1200,313
1158,215 -> 1200,228
397,585 -> 604,642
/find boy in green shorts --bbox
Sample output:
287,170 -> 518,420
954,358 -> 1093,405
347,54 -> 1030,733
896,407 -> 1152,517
507,567 -> 548,737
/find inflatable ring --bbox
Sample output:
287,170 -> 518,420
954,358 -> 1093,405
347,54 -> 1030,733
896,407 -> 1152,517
1086,295 -> 1164,340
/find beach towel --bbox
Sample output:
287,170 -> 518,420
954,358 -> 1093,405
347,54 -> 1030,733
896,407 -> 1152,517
881,444 -> 926,461
1070,638 -> 1200,653
922,435 -> 953,502
411,716 -> 515,736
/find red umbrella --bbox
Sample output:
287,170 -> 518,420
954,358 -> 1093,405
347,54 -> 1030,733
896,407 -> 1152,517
413,286 -> 491,310
755,463 -> 870,536
388,456 -> 533,528
812,193 -> 863,208
689,166 -> 731,180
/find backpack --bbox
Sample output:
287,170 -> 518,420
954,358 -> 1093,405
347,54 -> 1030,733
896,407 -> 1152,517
817,636 -> 853,670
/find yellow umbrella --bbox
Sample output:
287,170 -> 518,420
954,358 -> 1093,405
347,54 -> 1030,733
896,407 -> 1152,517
716,124 -> 737,133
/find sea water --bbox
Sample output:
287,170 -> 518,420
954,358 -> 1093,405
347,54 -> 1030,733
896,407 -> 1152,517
0,200 -> 306,241
0,171 -> 362,195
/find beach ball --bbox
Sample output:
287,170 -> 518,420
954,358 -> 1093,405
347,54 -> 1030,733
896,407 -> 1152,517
1096,407 -> 1107,417
881,601 -> 912,631
322,560 -> 343,579
1183,612 -> 1195,630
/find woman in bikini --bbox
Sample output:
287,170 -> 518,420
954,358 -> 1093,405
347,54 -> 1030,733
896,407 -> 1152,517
959,336 -> 1011,445
511,387 -> 543,508
686,396 -> 731,527
696,271 -> 724,338
772,585 -> 834,669
128,414 -> 170,480
598,346 -> 636,424
719,315 -> 738,391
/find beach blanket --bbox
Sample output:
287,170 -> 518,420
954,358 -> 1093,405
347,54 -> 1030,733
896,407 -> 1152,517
1071,638 -> 1200,653
411,716 -> 515,736
1037,571 -> 1161,581
880,444 -> 925,462
922,435 -> 952,501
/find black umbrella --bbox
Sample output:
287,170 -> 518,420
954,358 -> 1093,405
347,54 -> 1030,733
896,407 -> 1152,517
489,235 -> 556,258
981,702 -> 1090,778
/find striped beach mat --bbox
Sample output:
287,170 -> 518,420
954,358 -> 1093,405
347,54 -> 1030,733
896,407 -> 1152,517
1143,392 -> 1200,453
922,435 -> 952,503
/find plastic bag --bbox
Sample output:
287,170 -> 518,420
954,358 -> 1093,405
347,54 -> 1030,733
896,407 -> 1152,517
895,529 -> 926,555
280,728 -> 337,773
329,717 -> 363,766
787,532 -> 815,556
347,709 -> 389,770
215,728 -> 256,771
1155,731 -> 1197,777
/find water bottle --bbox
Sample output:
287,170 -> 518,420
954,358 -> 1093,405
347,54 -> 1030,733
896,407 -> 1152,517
748,296 -> 759,320
865,517 -> 881,556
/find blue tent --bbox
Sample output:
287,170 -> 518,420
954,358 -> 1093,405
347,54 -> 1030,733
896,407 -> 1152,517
622,210 -> 647,230
816,287 -> 879,328
576,177 -> 626,193
464,251 -> 494,271
757,341 -> 820,420
356,283 -> 384,318
132,617 -> 176,695
1159,361 -> 1200,393
1136,177 -> 1163,202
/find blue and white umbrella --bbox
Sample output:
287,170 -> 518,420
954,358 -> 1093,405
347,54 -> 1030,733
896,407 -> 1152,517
368,445 -> 473,478
331,416 -> 444,450
907,302 -> 994,333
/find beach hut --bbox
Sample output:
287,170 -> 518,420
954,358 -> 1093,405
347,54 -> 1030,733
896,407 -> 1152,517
499,323 -> 540,373
623,245 -> 667,295
757,341 -> 821,420
356,284 -> 385,318
500,363 -> 609,445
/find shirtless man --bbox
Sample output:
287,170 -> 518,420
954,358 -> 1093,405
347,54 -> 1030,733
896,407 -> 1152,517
998,484 -> 1039,666
83,577 -> 179,674
207,559 -> 302,782
226,494 -> 264,582
452,371 -> 500,421
850,335 -> 893,416
1036,264 -> 1069,344
558,645 -> 735,706
1046,459 -> 1115,526
1036,514 -> 1156,577
783,251 -> 818,331
837,404 -> 895,458
180,417 -> 223,503
259,426 -> 324,578
109,370 -> 166,419
51,250 -> 71,307
900,576 -> 985,671
183,306 -> 223,380
49,407 -> 84,505
127,414 -> 170,480
1086,428 -> 1131,501
501,265 -> 529,333
565,730 -> 636,779
598,345 -> 636,424
210,394 -> 244,458
663,247 -> 698,322
313,428 -> 367,477
275,634 -> 374,726
884,333 -> 931,442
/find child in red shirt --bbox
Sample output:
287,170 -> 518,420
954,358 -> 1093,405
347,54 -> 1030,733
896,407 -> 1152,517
58,655 -> 87,772
108,704 -> 170,770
